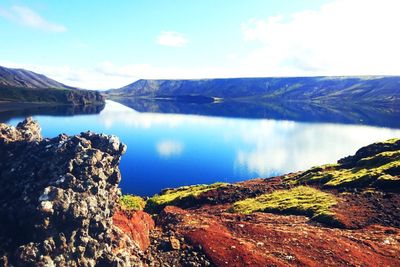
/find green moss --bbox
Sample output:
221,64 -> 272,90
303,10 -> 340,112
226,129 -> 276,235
382,138 -> 400,144
146,182 -> 229,212
119,195 -> 146,211
377,174 -> 398,181
230,186 -> 338,223
357,150 -> 400,168
292,142 -> 400,189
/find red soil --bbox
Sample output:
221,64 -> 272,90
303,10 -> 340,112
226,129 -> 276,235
158,205 -> 400,266
113,176 -> 400,266
113,209 -> 155,251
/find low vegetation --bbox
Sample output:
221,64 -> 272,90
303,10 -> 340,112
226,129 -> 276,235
291,139 -> 400,189
119,195 -> 146,211
0,86 -> 104,105
146,182 -> 229,212
230,186 -> 338,223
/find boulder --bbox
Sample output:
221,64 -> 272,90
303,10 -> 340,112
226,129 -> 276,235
0,118 -> 142,266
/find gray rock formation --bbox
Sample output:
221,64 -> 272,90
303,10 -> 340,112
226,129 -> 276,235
0,118 -> 141,266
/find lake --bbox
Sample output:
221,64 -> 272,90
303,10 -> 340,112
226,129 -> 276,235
2,100 -> 400,196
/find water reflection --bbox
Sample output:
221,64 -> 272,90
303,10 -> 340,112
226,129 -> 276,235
0,103 -> 105,122
99,101 -> 400,195
115,98 -> 400,128
156,140 -> 184,158
2,100 -> 400,195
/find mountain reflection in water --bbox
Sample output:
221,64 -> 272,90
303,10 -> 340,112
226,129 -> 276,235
0,103 -> 105,122
114,97 -> 400,129
1,100 -> 400,195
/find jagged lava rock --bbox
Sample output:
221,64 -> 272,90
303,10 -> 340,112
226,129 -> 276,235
0,118 -> 143,266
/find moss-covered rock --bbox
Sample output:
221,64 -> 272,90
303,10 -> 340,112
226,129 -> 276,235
120,195 -> 146,211
338,138 -> 400,168
374,174 -> 400,190
146,183 -> 229,213
230,186 -> 338,224
292,139 -> 400,190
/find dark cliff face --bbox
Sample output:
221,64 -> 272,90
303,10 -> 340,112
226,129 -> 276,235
0,118 -> 140,266
64,89 -> 105,105
106,76 -> 400,103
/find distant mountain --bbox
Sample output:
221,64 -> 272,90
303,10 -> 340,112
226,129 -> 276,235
0,66 -> 75,90
105,76 -> 400,103
0,66 -> 104,105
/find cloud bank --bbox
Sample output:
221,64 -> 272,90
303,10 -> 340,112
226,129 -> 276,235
240,0 -> 400,76
2,0 -> 400,89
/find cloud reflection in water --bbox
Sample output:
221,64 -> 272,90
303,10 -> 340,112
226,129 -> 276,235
99,101 -> 400,181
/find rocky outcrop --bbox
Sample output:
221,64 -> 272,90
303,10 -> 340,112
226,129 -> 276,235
338,138 -> 400,168
0,117 -> 41,143
0,118 -> 142,266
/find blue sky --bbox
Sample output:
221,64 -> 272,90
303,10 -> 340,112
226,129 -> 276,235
1,0 -> 399,89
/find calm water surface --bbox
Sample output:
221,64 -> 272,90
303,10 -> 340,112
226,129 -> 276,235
5,100 -> 400,196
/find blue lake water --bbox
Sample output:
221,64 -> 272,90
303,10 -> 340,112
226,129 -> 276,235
4,100 -> 400,196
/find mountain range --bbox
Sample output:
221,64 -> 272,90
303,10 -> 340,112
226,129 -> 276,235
0,66 -> 104,105
1,65 -> 400,106
105,76 -> 400,103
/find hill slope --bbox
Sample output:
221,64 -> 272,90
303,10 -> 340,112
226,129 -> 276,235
106,76 -> 400,103
0,66 -> 75,89
0,66 -> 104,105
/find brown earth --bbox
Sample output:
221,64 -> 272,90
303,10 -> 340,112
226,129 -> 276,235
141,177 -> 400,266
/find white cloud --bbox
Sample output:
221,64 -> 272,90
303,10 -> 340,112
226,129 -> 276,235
156,31 -> 189,47
0,5 -> 66,32
239,0 -> 400,76
156,140 -> 184,158
2,0 -> 400,90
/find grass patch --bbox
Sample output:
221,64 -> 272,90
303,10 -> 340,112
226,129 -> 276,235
230,186 -> 338,223
146,182 -> 229,212
119,195 -> 146,211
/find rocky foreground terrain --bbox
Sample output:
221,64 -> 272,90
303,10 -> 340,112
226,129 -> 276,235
0,118 -> 399,266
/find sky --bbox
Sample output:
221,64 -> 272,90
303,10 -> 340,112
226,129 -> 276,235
1,0 -> 399,90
